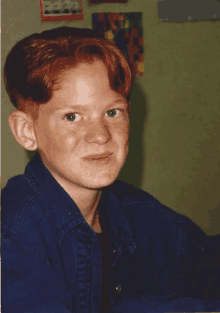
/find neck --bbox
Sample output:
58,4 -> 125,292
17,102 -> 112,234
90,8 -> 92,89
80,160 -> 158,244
76,189 -> 102,224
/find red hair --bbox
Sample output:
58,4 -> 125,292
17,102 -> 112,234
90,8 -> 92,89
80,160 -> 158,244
4,27 -> 133,115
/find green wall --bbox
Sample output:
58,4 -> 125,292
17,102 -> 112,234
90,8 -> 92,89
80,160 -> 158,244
2,0 -> 220,235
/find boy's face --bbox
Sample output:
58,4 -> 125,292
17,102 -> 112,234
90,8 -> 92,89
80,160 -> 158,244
33,61 -> 129,191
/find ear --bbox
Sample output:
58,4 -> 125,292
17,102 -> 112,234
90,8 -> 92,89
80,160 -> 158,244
8,110 -> 38,151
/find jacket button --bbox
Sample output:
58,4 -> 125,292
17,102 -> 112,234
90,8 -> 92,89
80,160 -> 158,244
115,284 -> 122,294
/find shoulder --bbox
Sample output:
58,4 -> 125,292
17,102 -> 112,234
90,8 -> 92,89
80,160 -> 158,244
109,180 -> 206,240
108,180 -> 179,218
2,172 -> 40,210
2,173 -> 50,262
2,172 -> 40,206
2,173 -> 43,244
2,171 -> 40,197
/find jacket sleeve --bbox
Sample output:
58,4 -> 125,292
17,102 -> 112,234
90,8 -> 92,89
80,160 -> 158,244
2,238 -> 72,313
203,233 -> 220,299
168,211 -> 220,300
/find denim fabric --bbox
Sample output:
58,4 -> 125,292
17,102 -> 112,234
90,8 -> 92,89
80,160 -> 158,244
108,297 -> 220,312
2,153 -> 220,313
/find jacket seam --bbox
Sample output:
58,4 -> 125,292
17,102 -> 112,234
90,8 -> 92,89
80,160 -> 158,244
3,237 -> 46,260
9,194 -> 42,241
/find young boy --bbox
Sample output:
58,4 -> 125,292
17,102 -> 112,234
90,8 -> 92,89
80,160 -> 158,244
2,27 -> 220,313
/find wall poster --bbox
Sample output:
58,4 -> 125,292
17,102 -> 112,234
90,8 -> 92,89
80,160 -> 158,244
92,12 -> 144,77
40,0 -> 83,21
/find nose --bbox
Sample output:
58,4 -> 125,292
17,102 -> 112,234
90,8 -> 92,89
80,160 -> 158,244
85,119 -> 112,145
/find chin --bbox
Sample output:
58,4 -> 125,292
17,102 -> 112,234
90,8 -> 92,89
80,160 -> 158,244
83,178 -> 117,190
79,171 -> 120,190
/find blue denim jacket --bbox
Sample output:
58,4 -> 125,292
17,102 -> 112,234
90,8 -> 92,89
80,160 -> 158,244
2,153 -> 220,312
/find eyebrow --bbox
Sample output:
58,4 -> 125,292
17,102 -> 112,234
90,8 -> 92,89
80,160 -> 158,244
107,99 -> 128,106
54,98 -> 128,112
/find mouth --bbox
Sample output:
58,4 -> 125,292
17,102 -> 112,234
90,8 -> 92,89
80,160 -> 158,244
83,152 -> 113,161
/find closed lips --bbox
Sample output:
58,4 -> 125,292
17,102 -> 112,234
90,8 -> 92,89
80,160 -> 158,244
83,152 -> 113,160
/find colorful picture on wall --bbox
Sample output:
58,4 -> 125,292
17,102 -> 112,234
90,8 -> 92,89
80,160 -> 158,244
40,0 -> 83,21
92,12 -> 144,77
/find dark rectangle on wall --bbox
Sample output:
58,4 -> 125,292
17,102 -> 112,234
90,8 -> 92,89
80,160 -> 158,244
157,0 -> 220,22
90,0 -> 128,3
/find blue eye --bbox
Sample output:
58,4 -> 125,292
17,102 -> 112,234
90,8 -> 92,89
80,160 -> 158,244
106,109 -> 117,117
65,113 -> 76,121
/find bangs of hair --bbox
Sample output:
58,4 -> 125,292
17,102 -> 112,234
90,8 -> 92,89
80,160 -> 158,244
4,29 -> 133,112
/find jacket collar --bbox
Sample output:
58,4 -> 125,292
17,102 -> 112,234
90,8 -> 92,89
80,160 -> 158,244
25,153 -> 136,256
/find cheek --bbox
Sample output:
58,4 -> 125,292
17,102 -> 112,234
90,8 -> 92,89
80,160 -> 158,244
51,128 -> 84,156
112,121 -> 129,145
37,126 -> 65,153
119,120 -> 129,141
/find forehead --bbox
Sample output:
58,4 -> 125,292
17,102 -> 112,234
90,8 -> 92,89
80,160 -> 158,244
56,61 -> 110,94
39,61 -> 127,114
